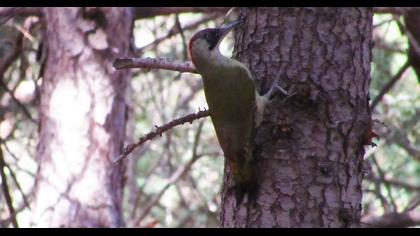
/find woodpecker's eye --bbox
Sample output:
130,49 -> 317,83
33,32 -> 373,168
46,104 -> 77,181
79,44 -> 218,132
204,33 -> 210,41
206,30 -> 221,51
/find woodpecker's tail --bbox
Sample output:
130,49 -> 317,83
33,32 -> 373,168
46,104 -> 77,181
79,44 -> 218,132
230,156 -> 258,206
234,178 -> 258,206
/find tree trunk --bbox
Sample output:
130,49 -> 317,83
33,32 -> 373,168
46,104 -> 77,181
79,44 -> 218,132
32,7 -> 133,227
405,8 -> 420,83
220,7 -> 373,228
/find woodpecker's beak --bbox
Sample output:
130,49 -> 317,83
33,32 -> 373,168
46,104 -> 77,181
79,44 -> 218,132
219,20 -> 242,40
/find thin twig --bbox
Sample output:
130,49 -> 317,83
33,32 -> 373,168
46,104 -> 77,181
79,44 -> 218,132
392,16 -> 420,88
113,109 -> 210,166
373,7 -> 410,15
371,156 -> 398,212
137,14 -> 218,54
175,14 -> 188,60
0,7 -> 42,19
370,60 -> 410,110
133,7 -> 229,20
373,40 -> 406,54
395,15 -> 420,58
0,145 -> 19,227
0,181 -> 35,226
134,121 -> 204,227
4,161 -> 31,210
365,188 -> 390,214
373,17 -> 394,29
392,131 -> 420,162
366,175 -> 420,192
129,143 -> 160,218
0,79 -> 35,123
113,57 -> 197,74
0,28 -> 23,76
363,209 -> 420,228
403,195 -> 420,213
0,140 -> 31,210
13,22 -> 35,42
0,25 -> 36,123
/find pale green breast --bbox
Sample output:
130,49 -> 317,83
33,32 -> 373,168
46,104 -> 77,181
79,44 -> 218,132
199,59 -> 256,152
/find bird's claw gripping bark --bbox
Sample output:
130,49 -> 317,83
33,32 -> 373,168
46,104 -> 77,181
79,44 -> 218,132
265,83 -> 289,100
227,181 -> 258,207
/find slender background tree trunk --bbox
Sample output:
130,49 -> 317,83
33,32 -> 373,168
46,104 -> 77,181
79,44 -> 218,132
220,7 -> 373,228
32,7 -> 133,227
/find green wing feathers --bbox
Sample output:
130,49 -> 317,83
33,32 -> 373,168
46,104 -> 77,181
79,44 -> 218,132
201,61 -> 259,204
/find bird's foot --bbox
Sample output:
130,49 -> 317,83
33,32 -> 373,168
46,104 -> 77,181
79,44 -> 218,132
226,182 -> 258,207
265,83 -> 289,100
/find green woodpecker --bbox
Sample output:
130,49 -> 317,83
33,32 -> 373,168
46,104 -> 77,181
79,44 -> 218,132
189,20 -> 284,203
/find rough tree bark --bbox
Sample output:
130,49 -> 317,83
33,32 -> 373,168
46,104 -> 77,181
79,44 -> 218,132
32,8 -> 133,227
220,7 -> 373,228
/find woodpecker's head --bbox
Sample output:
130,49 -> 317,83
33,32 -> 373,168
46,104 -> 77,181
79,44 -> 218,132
189,20 -> 242,68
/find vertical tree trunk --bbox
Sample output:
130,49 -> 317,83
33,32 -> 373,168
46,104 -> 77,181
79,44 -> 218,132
405,9 -> 420,82
220,7 -> 373,228
32,7 -> 133,227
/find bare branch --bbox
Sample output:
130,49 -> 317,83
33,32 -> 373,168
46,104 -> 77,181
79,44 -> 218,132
133,121 -> 204,227
0,145 -> 19,227
373,40 -> 406,54
137,14 -> 218,54
0,7 -> 42,24
373,7 -> 413,15
392,130 -> 420,162
370,60 -> 410,109
175,14 -> 188,60
366,175 -> 420,192
395,15 -> 420,58
0,80 -> 36,123
364,189 -> 390,214
0,22 -> 36,123
113,57 -> 197,74
4,160 -> 31,210
371,156 -> 398,212
129,143 -> 157,218
113,109 -> 210,165
0,172 -> 35,226
373,17 -> 393,29
133,7 -> 229,20
0,30 -> 23,77
363,210 -> 420,228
